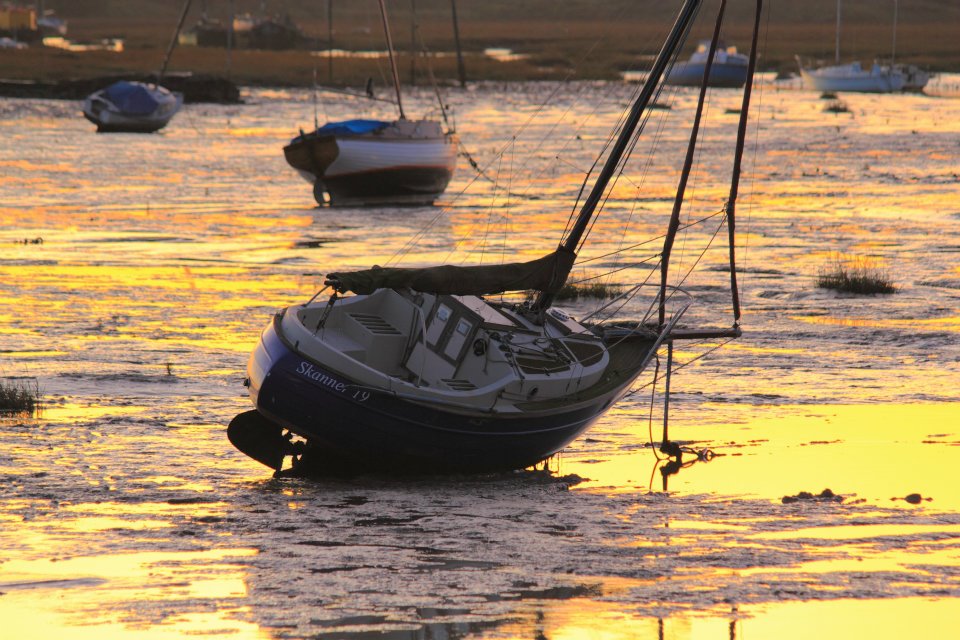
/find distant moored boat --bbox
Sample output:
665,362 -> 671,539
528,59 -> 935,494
666,40 -> 749,88
82,81 -> 183,133
796,0 -> 927,93
284,119 -> 457,207
896,64 -> 931,93
798,60 -> 905,93
81,0 -> 192,133
283,0 -> 457,207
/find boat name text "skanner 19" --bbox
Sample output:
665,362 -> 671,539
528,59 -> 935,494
297,361 -> 348,392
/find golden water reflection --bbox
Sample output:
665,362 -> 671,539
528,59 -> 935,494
0,549 -> 265,640
3,81 -> 960,639
570,403 -> 960,511
485,596 -> 958,640
1,405 -> 956,639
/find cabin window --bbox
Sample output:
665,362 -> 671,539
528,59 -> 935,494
426,303 -> 452,347
444,318 -> 475,362
421,297 -> 483,367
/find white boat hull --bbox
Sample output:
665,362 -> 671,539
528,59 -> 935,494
665,40 -> 749,88
799,63 -> 905,93
284,120 -> 457,206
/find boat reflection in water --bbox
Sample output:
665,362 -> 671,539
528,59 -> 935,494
653,445 -> 720,492
295,612 -> 742,640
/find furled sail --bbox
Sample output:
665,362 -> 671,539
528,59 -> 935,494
326,248 -> 575,296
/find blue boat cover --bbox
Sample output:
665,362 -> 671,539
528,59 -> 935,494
103,81 -> 160,116
313,119 -> 389,136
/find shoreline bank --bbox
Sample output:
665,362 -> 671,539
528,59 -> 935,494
0,73 -> 240,104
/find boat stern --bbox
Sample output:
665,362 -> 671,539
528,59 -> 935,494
246,312 -> 287,404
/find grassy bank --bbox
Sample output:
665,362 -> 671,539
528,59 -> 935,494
5,1 -> 960,88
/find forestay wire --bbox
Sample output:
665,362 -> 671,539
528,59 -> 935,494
572,0 -> 766,335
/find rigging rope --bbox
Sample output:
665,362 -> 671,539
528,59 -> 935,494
737,4 -> 774,324
575,209 -> 724,265
413,26 -> 532,200
571,3 -> 702,256
658,0 -> 729,328
566,254 -> 660,285
384,2 -> 668,269
658,213 -> 729,319
672,98 -> 712,293
626,338 -> 734,398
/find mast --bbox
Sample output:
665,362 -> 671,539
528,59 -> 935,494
658,0 -> 728,329
659,0 -> 762,329
227,0 -> 235,78
450,0 -> 467,88
835,0 -> 841,64
410,0 -> 417,86
533,0 -> 702,312
378,0 -> 406,119
892,0 -> 898,66
159,0 -> 193,83
327,0 -> 334,84
725,0 -> 763,324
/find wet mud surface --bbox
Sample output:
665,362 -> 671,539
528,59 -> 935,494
2,78 -> 960,637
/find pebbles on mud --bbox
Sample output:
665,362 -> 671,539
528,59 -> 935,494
781,488 -> 844,504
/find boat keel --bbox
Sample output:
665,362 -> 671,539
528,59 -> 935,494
228,410 -> 300,472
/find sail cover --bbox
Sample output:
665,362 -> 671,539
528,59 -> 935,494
327,249 -> 576,296
103,81 -> 161,115
312,119 -> 390,136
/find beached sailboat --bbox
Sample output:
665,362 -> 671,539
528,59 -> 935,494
230,0 -> 764,475
797,0 -> 915,93
283,0 -> 456,207
82,0 -> 191,132
666,40 -> 749,88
